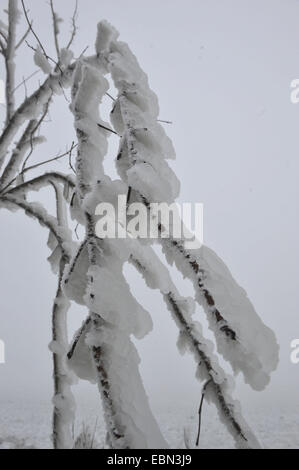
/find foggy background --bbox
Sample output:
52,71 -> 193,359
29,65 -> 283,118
0,0 -> 298,436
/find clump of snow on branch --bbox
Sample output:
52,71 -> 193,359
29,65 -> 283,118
34,46 -> 52,75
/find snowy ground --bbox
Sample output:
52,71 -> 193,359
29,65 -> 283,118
0,398 -> 298,449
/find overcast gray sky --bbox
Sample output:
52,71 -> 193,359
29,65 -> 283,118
0,0 -> 298,425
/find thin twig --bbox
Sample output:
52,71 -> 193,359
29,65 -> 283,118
68,147 -> 76,174
0,30 -> 7,43
22,99 -> 51,172
12,70 -> 40,94
90,417 -> 98,450
16,22 -> 32,49
22,142 -> 78,174
25,40 -> 62,72
195,379 -> 211,447
106,92 -> 115,102
22,75 -> 28,99
1,144 -> 76,193
21,1 -> 63,73
74,223 -> 79,240
97,123 -> 118,135
0,38 -> 5,55
157,119 -> 173,125
21,0 -> 48,59
77,45 -> 89,59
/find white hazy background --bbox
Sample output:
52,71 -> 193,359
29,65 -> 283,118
0,0 -> 298,430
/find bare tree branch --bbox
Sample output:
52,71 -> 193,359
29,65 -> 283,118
16,22 -> 32,49
5,0 -> 19,125
21,0 -> 62,72
23,142 -> 77,174
50,181 -> 75,449
12,70 -> 40,94
1,142 -> 77,193
66,0 -> 78,50
129,252 -> 260,449
21,0 -> 48,60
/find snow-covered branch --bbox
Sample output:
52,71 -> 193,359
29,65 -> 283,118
49,181 -> 75,449
0,62 -> 75,171
69,54 -> 168,448
0,194 -> 71,262
104,28 -> 278,392
3,172 -> 74,197
0,119 -> 44,190
129,246 -> 260,449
